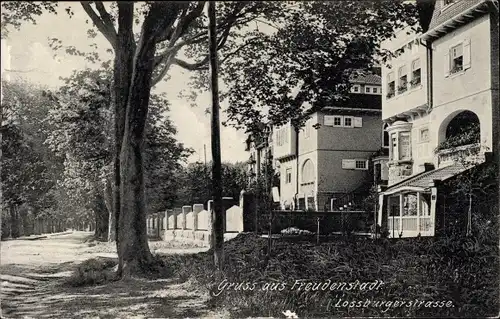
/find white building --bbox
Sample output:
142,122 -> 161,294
377,0 -> 499,238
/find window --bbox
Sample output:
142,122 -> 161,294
342,159 -> 368,170
391,133 -> 398,160
387,72 -> 395,98
398,65 -> 408,94
352,85 -> 360,93
301,160 -> 315,184
276,126 -> 289,146
355,160 -> 367,170
344,116 -> 353,127
403,194 -> 418,216
411,59 -> 421,87
400,132 -> 411,160
285,168 -> 292,184
445,39 -> 470,77
372,87 -> 378,94
333,116 -> 342,126
444,0 -> 455,5
383,124 -> 390,148
450,43 -> 463,74
420,128 -> 429,143
365,87 -> 371,93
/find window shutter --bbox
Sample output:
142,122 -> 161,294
354,117 -> 363,127
342,159 -> 356,169
463,38 -> 471,70
444,51 -> 450,77
324,115 -> 335,126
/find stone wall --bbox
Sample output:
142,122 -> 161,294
146,194 -> 249,246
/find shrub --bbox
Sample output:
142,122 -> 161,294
65,257 -> 117,287
163,232 -> 499,318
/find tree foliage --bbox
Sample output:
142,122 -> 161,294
1,80 -> 62,213
221,1 -> 419,132
175,161 -> 247,206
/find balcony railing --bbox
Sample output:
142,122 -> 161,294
388,216 -> 433,237
436,143 -> 484,167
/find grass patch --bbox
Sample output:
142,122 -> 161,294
163,233 -> 499,318
65,257 -> 117,287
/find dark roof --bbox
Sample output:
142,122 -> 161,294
344,93 -> 382,110
349,73 -> 381,85
428,0 -> 484,30
384,162 -> 467,192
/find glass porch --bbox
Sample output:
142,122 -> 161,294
387,191 -> 434,238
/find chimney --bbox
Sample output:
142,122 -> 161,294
424,163 -> 435,172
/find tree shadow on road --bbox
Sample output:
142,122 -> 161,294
1,257 -> 216,319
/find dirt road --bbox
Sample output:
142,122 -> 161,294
0,232 -> 224,319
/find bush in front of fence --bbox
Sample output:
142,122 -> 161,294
257,210 -> 373,235
163,227 -> 499,318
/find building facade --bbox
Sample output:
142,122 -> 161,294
245,125 -> 274,186
273,73 -> 383,211
377,0 -> 499,238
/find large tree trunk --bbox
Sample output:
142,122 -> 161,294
208,1 -> 224,269
114,2 -> 186,277
104,175 -> 115,241
9,205 -> 20,238
94,189 -> 109,241
113,2 -> 135,255
116,3 -> 165,276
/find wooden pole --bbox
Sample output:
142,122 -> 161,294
208,0 -> 224,270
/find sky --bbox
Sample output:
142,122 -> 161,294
2,3 -> 250,164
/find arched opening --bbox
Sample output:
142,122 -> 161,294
301,159 -> 315,184
438,110 -> 480,151
383,123 -> 390,148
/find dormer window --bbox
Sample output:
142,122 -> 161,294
444,0 -> 455,5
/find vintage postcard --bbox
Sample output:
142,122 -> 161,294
1,1 -> 499,318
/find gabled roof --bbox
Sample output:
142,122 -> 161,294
423,0 -> 494,41
349,73 -> 381,85
428,0 -> 483,30
383,162 -> 467,193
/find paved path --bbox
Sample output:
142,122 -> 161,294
0,232 -> 223,319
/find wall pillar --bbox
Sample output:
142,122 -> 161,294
193,204 -> 203,230
181,206 -> 191,230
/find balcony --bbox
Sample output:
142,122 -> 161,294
435,120 -> 482,167
436,143 -> 484,168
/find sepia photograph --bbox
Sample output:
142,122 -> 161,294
1,0 -> 499,318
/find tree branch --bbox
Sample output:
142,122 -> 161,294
94,1 -> 116,32
219,40 -> 253,66
173,55 -> 210,71
81,1 -> 117,49
157,1 -> 206,43
151,48 -> 181,86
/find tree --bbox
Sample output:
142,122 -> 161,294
1,80 -> 63,239
46,68 -> 191,240
175,161 -> 247,206
221,1 -> 419,132
1,0 -> 285,275
1,0 -> 416,275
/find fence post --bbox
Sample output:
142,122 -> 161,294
193,204 -> 203,230
182,206 -> 191,230
163,209 -> 172,231
316,216 -> 320,245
